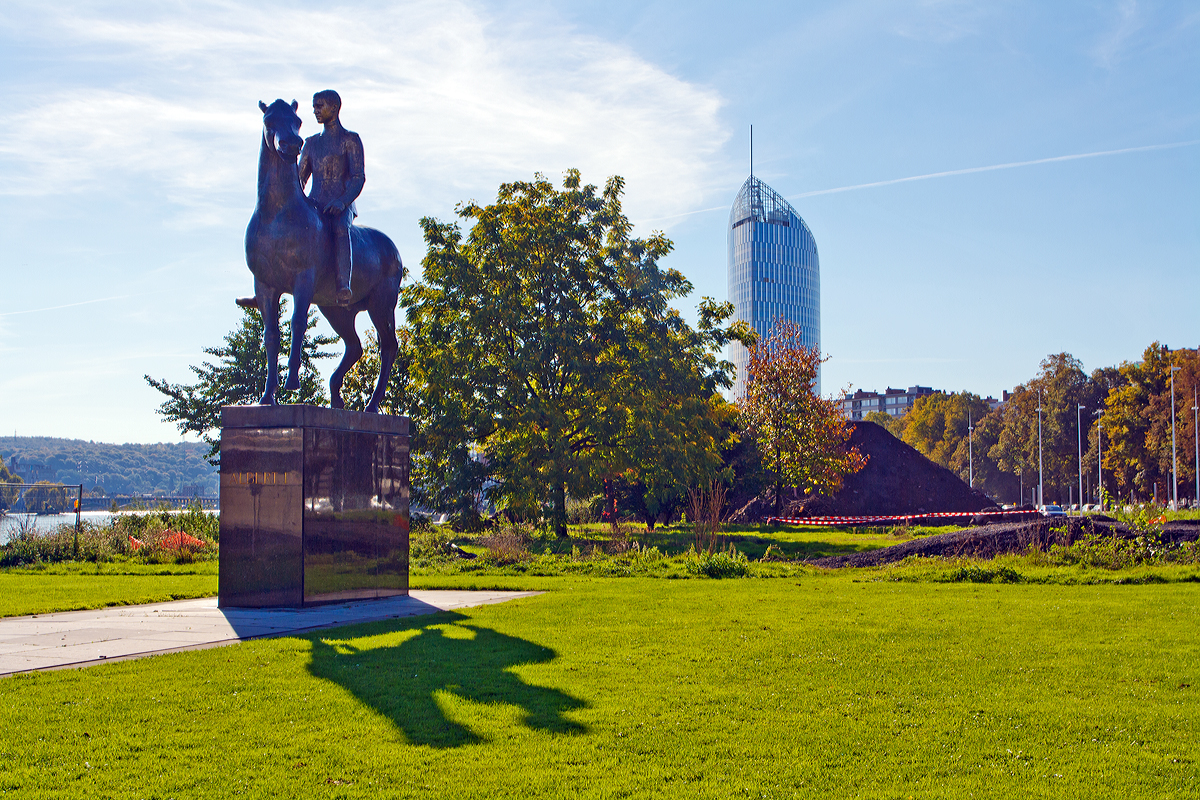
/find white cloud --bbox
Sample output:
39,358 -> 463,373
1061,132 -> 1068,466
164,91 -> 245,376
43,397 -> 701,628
0,0 -> 727,227
891,0 -> 995,43
1092,0 -> 1143,67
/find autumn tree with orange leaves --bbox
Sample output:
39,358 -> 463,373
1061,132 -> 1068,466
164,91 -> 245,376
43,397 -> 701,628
738,319 -> 867,516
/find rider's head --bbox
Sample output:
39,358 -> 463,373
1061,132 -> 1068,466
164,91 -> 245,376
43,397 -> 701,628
313,90 -> 342,124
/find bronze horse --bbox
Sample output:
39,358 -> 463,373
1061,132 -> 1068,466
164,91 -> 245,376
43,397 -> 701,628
244,99 -> 402,412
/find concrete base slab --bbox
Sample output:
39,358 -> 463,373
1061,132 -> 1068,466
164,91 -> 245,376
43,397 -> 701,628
0,590 -> 542,676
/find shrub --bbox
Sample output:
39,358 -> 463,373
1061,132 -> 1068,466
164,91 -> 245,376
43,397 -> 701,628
945,565 -> 1024,584
566,495 -> 599,525
0,518 -> 130,566
411,525 -> 456,562
479,524 -> 534,565
685,545 -> 749,578
1035,530 -> 1199,570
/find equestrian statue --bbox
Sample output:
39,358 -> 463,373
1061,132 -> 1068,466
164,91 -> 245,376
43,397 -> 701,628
240,92 -> 402,412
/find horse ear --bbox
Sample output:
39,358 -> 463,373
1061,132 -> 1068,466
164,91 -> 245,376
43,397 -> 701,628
291,100 -> 299,112
259,101 -> 269,113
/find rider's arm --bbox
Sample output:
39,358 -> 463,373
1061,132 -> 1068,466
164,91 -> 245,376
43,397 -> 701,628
298,140 -> 313,191
339,133 -> 365,207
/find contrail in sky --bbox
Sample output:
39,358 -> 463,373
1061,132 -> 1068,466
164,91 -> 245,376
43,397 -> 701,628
638,140 -> 1198,225
0,295 -> 132,317
789,140 -> 1199,199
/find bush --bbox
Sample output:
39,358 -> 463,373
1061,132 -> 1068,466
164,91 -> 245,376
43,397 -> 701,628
945,565 -> 1024,584
566,495 -> 599,525
0,503 -> 219,566
411,525 -> 456,562
0,518 -> 131,566
685,545 -> 749,578
479,524 -> 534,565
115,502 -> 217,541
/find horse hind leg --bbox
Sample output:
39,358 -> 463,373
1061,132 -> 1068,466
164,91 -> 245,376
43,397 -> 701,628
320,304 -> 362,410
365,279 -> 400,414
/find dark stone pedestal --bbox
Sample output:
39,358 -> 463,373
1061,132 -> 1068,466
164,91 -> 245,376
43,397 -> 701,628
217,405 -> 410,608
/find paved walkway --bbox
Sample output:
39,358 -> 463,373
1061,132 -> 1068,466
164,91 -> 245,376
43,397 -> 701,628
0,590 -> 542,677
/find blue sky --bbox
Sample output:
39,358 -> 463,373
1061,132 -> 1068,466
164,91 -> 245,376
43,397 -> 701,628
1,0 -> 1196,443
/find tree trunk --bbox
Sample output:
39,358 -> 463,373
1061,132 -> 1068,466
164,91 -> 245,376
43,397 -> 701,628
773,480 -> 783,517
553,481 -> 568,538
602,477 -> 616,524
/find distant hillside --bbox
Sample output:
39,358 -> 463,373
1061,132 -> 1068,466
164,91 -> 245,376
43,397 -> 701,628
0,437 -> 217,496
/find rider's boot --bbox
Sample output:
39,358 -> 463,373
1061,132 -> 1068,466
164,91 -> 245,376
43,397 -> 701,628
335,231 -> 353,305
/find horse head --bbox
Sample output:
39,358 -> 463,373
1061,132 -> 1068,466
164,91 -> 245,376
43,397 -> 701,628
258,99 -> 304,161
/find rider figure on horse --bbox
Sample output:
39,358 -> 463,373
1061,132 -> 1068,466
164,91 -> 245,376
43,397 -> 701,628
238,90 -> 364,309
300,90 -> 363,305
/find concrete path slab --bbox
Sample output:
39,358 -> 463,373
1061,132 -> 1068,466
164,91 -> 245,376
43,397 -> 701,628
0,590 -> 542,677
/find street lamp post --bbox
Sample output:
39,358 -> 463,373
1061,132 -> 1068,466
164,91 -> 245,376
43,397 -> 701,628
1037,391 -> 1044,508
1171,364 -> 1181,510
1077,404 -> 1085,513
1094,409 -> 1103,512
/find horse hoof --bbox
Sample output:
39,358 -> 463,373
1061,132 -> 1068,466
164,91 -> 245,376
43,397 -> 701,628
283,377 -> 300,391
365,403 -> 380,414
258,395 -> 274,406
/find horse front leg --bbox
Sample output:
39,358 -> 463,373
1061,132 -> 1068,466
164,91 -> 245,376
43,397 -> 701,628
284,269 -> 316,392
256,283 -> 282,405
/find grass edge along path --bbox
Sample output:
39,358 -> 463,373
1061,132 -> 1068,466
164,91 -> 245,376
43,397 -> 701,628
0,577 -> 1196,798
0,562 -> 218,618
4,554 -> 1200,619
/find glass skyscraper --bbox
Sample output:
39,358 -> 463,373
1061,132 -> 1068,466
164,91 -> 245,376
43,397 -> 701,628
728,175 -> 821,396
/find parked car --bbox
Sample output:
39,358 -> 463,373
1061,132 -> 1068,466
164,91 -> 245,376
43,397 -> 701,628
1039,504 -> 1067,518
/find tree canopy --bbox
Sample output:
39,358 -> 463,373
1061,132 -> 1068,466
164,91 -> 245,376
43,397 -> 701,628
739,318 -> 866,515
1097,343 -> 1199,503
403,170 -> 750,533
867,345 -> 1199,507
146,302 -> 334,464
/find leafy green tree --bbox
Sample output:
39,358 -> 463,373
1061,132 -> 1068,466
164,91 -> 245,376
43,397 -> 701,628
884,390 -> 1010,500
738,318 -> 866,516
1098,343 -> 1199,503
607,298 -> 751,529
26,481 -> 69,513
990,353 -> 1105,505
947,407 -> 1016,501
863,410 -> 906,438
902,392 -> 991,469
146,302 -> 334,464
0,455 -> 22,509
404,170 -> 747,534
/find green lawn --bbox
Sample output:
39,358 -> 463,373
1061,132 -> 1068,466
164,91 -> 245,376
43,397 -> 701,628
0,562 -> 218,618
549,521 -> 958,561
1,577 -> 1196,798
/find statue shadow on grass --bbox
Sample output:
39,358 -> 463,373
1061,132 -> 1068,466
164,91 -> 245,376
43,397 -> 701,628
305,612 -> 588,748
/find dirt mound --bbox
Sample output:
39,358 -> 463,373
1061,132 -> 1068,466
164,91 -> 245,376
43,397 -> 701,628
808,518 -> 1200,569
728,421 -> 997,522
